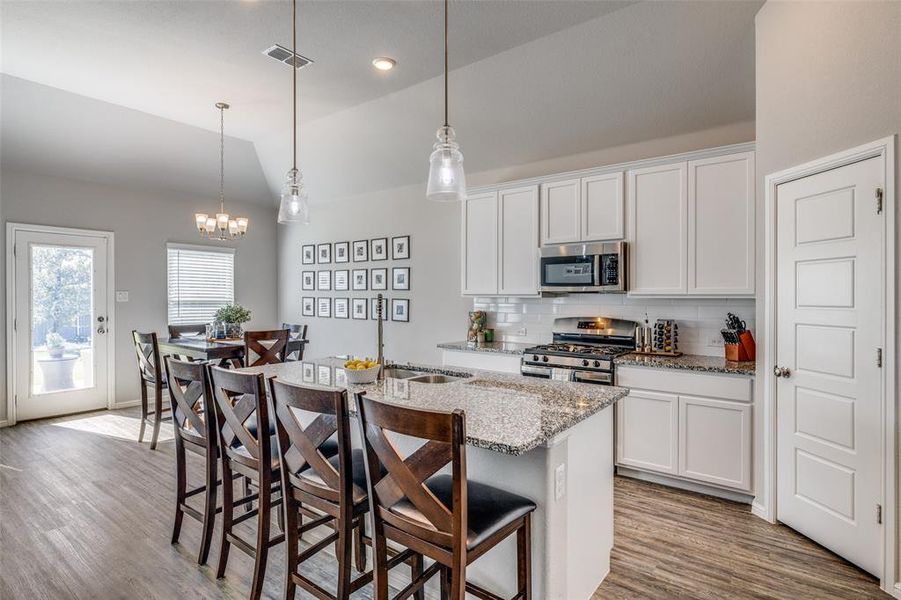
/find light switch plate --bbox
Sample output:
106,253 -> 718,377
115,291 -> 129,303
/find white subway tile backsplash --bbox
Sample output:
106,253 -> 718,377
472,294 -> 755,357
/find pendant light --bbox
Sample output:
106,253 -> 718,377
195,102 -> 249,239
426,0 -> 466,202
278,0 -> 310,224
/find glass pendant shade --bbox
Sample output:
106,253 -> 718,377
426,126 -> 466,202
278,168 -> 310,224
205,218 -> 216,233
194,213 -> 208,232
236,217 -> 249,234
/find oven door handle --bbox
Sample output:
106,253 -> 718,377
573,371 -> 613,384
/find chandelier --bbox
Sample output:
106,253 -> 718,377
194,102 -> 249,239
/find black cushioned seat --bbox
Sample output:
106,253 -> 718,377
390,474 -> 537,550
297,448 -> 370,505
232,434 -> 339,471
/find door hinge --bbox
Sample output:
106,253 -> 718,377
876,187 -> 883,214
876,348 -> 883,368
877,504 -> 883,524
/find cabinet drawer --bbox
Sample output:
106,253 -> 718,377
616,366 -> 752,403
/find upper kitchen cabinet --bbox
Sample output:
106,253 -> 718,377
461,185 -> 539,297
688,152 -> 755,295
628,162 -> 689,295
539,172 -> 624,245
628,150 -> 755,296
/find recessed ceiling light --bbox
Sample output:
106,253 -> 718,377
372,57 -> 396,71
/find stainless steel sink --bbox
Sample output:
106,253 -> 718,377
381,365 -> 471,383
407,374 -> 461,384
381,367 -> 423,379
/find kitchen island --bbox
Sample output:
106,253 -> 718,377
243,357 -> 629,599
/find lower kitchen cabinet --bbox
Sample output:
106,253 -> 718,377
615,366 -> 753,494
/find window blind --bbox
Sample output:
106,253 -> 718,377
167,244 -> 235,325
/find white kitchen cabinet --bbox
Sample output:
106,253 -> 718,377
678,395 -> 752,491
627,162 -> 688,295
498,186 -> 540,295
461,192 -> 498,295
615,389 -> 679,475
540,179 -> 581,245
461,186 -> 538,297
688,152 -> 755,295
582,172 -> 624,242
539,173 -> 624,245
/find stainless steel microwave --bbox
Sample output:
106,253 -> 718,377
539,241 -> 626,294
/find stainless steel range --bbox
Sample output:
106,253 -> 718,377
520,316 -> 637,385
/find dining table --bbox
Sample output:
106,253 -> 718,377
157,336 -> 309,366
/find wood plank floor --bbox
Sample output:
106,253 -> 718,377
0,408 -> 890,599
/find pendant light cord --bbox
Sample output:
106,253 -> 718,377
293,0 -> 298,172
219,105 -> 225,213
444,0 -> 449,128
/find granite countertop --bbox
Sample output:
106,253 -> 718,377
437,341 -> 532,356
243,357 -> 627,456
615,353 -> 756,376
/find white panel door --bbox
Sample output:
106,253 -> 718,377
498,185 -> 539,295
461,192 -> 498,295
628,162 -> 688,294
776,156 -> 884,577
688,152 -> 755,295
615,390 -> 678,474
540,179 -> 580,245
12,229 -> 111,421
678,395 -> 751,491
582,172 -> 624,241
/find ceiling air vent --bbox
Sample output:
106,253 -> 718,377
263,44 -> 313,69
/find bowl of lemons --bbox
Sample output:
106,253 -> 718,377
343,358 -> 381,384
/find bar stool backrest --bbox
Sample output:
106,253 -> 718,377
208,366 -> 270,472
132,330 -> 163,385
165,357 -> 215,448
244,329 -> 289,367
168,323 -> 208,339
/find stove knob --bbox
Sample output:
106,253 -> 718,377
532,354 -> 539,362
542,356 -> 549,363
593,360 -> 601,368
582,359 -> 590,367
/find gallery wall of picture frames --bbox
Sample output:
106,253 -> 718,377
301,235 -> 411,323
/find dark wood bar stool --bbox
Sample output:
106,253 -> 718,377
164,357 -> 219,564
269,378 -> 423,600
208,365 -> 285,600
168,323 -> 208,338
131,331 -> 171,450
355,394 -> 536,600
281,323 -> 308,361
243,329 -> 289,367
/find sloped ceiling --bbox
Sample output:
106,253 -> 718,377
1,0 -> 761,205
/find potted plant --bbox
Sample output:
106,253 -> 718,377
46,332 -> 66,359
214,303 -> 252,339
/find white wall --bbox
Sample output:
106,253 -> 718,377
1,170 -> 278,420
278,121 -> 756,363
755,0 -> 901,585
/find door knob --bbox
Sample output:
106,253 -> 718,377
773,366 -> 791,378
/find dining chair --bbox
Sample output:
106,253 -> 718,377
168,323 -> 208,339
243,329 -> 289,367
131,330 -> 171,450
269,378 -> 424,599
355,394 -> 536,600
165,356 -> 220,564
281,322 -> 308,361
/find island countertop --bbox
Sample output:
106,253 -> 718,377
242,357 -> 628,456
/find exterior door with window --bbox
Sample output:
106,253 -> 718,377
11,227 -> 111,421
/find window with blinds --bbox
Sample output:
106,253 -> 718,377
167,244 -> 235,325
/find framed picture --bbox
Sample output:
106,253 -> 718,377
392,267 -> 410,291
391,298 -> 410,322
317,270 -> 332,291
334,241 -> 350,263
352,269 -> 368,291
334,367 -> 347,387
317,365 -> 332,386
317,297 -> 331,318
334,298 -> 349,319
302,271 -> 315,291
352,240 -> 368,262
370,296 -> 386,321
352,298 -> 367,320
392,235 -> 410,260
317,243 -> 331,264
370,237 -> 388,261
371,268 -> 388,291
302,362 -> 315,383
334,269 -> 349,291
302,244 -> 315,264
301,296 -> 314,317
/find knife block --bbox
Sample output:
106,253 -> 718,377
725,331 -> 756,362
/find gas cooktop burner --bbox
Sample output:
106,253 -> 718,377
526,343 -> 632,359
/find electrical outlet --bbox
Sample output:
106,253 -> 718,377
554,463 -> 566,500
707,335 -> 724,347
115,291 -> 129,303
515,326 -> 527,336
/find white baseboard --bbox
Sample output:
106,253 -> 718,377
891,582 -> 901,599
0,420 -> 8,428
616,466 -> 755,504
750,500 -> 771,523
112,399 -> 142,409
